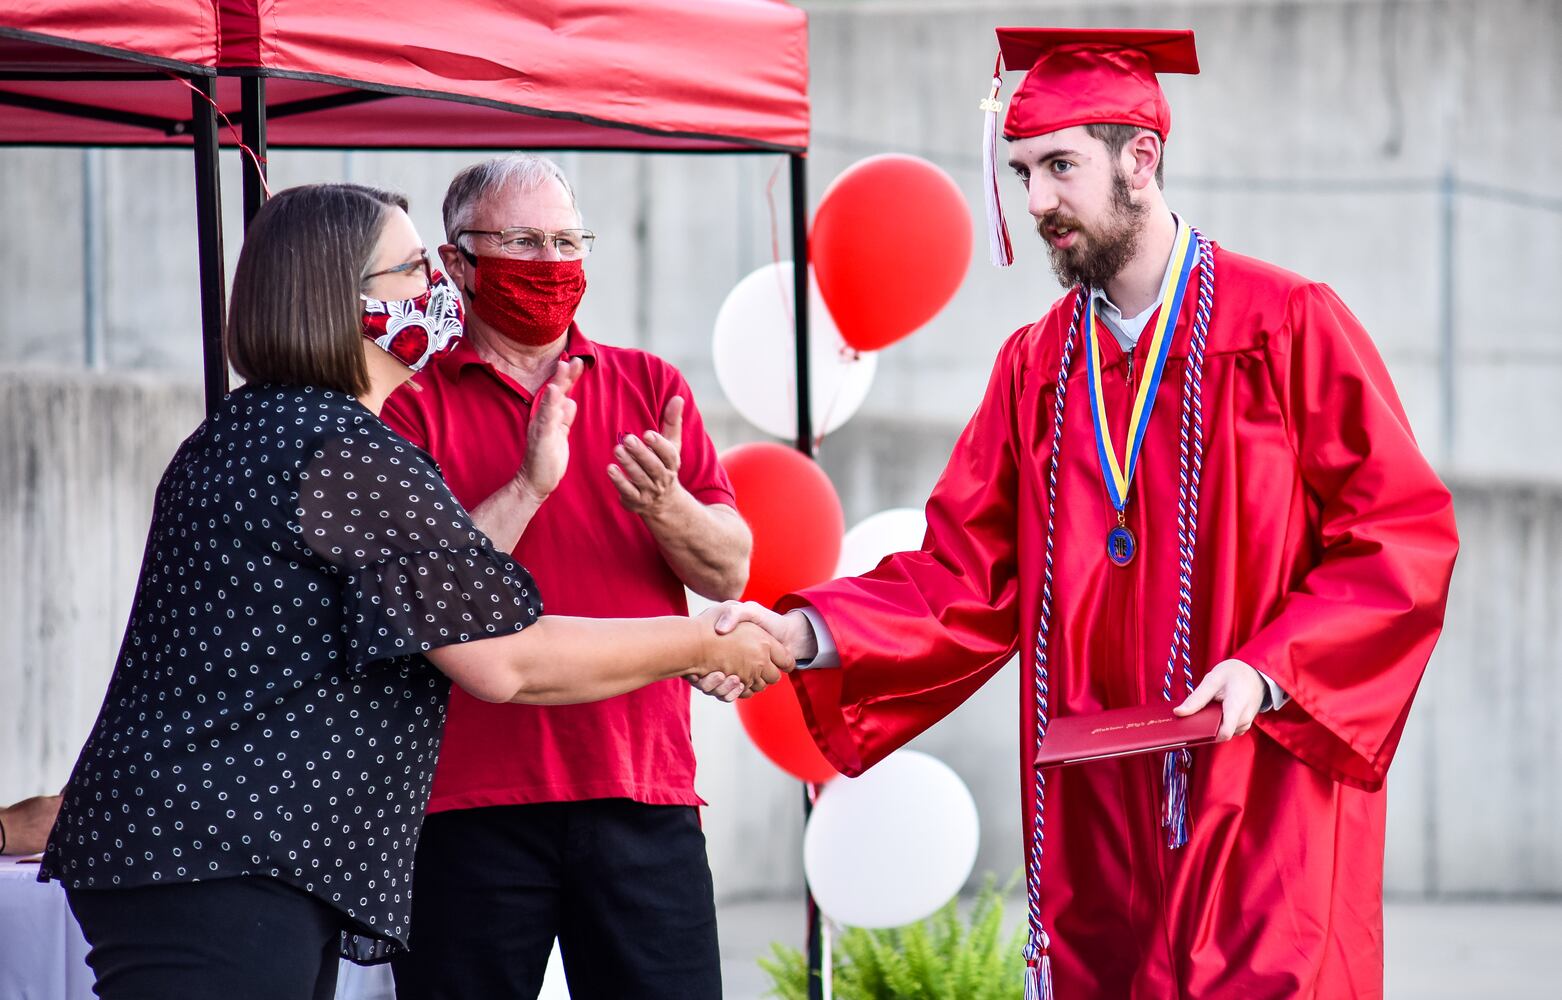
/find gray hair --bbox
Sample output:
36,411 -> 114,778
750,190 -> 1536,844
442,155 -> 580,245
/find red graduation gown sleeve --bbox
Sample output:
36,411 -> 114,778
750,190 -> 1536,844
1242,282 -> 1458,790
779,329 -> 1033,777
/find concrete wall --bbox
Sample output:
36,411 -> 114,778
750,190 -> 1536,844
0,372 -> 204,802
2,372 -> 1558,900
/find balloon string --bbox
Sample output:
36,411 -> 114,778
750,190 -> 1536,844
765,162 -> 812,446
165,73 -> 272,200
766,160 -> 787,273
810,347 -> 862,456
763,159 -> 860,454
765,161 -> 797,331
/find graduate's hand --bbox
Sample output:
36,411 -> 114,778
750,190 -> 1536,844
712,601 -> 818,662
516,358 -> 584,502
608,396 -> 685,518
1174,658 -> 1266,741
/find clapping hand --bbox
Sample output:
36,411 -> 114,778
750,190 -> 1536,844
516,358 -> 585,502
608,396 -> 685,518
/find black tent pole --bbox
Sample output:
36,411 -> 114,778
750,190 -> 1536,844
788,150 -> 825,1000
789,152 -> 813,459
190,76 -> 228,416
240,76 -> 268,230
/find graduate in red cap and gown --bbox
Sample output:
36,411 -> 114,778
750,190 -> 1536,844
717,26 -> 1459,1000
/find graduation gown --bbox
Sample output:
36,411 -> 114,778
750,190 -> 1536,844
783,242 -> 1459,999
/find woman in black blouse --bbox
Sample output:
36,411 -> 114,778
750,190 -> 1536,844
40,183 -> 787,1000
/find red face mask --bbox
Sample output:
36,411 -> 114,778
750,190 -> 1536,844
361,267 -> 465,372
465,255 -> 587,347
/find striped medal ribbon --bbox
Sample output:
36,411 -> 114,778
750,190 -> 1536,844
1083,222 -> 1199,567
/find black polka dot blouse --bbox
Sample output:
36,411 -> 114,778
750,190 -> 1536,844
40,384 -> 542,963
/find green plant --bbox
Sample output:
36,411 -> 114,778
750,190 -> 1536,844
758,875 -> 1026,1000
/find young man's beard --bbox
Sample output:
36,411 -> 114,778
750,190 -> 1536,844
1038,169 -> 1149,290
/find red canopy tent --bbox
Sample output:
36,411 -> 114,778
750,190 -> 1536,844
0,0 -> 815,436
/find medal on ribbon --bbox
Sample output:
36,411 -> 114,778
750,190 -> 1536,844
1084,223 -> 1200,567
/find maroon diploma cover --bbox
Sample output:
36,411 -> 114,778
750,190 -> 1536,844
1034,703 -> 1223,769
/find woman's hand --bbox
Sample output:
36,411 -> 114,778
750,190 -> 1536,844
712,600 -> 818,661
685,671 -> 746,703
695,609 -> 793,695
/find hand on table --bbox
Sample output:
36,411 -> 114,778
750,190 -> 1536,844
1174,658 -> 1267,741
0,793 -> 62,856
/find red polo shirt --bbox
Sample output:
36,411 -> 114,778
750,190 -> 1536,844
382,326 -> 736,813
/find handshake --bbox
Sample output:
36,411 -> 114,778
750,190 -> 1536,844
685,602 -> 822,703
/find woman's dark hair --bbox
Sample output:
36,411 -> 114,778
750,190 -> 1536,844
227,183 -> 409,397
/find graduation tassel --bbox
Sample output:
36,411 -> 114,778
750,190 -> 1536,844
980,59 -> 1013,267
1023,935 -> 1055,1000
1162,747 -> 1191,849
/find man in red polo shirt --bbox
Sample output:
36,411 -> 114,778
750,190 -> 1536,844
383,155 -> 751,1000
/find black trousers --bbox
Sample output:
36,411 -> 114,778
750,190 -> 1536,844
66,875 -> 344,1000
391,799 -> 722,1000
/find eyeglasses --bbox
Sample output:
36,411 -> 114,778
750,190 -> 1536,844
363,249 -> 433,294
456,226 -> 596,261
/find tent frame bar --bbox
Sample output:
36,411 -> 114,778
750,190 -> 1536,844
240,77 -> 267,229
786,150 -> 823,1000
267,89 -> 393,121
0,70 -> 170,81
190,76 -> 228,415
789,153 -> 812,458
0,88 -> 186,134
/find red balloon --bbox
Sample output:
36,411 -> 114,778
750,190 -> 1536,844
736,677 -> 839,784
721,442 -> 844,607
810,154 -> 973,352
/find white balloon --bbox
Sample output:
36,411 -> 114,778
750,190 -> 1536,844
803,750 -> 979,929
712,261 -> 878,441
836,507 -> 928,578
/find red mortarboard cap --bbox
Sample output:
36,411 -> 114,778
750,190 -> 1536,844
999,27 -> 1199,141
980,27 -> 1199,267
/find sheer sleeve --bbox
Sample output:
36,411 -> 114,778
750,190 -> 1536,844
291,417 -> 543,669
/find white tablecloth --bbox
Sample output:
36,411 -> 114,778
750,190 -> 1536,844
0,858 -> 394,1000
